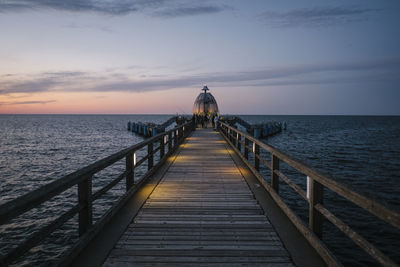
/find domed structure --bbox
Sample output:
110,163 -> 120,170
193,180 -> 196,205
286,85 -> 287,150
192,86 -> 219,115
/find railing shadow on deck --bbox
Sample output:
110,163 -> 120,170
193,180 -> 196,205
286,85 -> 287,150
219,121 -> 400,267
0,122 -> 194,266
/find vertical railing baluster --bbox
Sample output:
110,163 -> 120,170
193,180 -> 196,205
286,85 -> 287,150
148,142 -> 153,171
237,133 -> 241,152
78,174 -> 93,236
309,177 -> 324,238
168,131 -> 172,152
244,138 -> 249,160
254,142 -> 260,171
174,130 -> 177,147
160,136 -> 165,160
126,152 -> 134,190
271,154 -> 279,193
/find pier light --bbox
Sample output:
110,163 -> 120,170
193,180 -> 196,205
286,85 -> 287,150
133,152 -> 137,166
306,176 -> 310,199
164,135 -> 167,144
183,126 -> 185,132
252,142 -> 255,153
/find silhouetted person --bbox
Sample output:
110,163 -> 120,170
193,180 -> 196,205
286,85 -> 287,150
214,116 -> 218,130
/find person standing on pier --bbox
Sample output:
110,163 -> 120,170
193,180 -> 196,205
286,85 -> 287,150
214,115 -> 218,130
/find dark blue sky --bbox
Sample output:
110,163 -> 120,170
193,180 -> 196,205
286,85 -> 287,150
0,0 -> 399,114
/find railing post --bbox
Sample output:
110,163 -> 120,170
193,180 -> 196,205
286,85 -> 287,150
148,142 -> 153,171
78,175 -> 93,236
309,177 -> 324,238
168,131 -> 172,152
237,133 -> 241,152
254,142 -> 260,171
271,154 -> 279,193
126,152 -> 134,190
244,138 -> 249,160
160,136 -> 165,160
174,130 -> 177,147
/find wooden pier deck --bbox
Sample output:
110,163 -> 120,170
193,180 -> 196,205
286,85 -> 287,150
103,128 -> 294,266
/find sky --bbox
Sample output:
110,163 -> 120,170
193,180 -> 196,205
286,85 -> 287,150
0,0 -> 399,115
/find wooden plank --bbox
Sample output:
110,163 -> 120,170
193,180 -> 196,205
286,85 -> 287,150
138,209 -> 263,215
117,240 -> 283,246
104,262 -> 294,267
105,256 -> 292,263
105,263 -> 294,267
122,235 -> 280,241
129,223 -> 273,229
135,214 -> 266,219
107,248 -> 289,257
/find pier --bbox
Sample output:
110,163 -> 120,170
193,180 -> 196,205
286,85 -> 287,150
222,116 -> 285,139
127,116 -> 182,137
103,128 -> 295,266
1,121 -> 399,266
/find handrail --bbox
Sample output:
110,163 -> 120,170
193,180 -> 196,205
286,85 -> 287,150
0,121 -> 193,266
219,121 -> 399,267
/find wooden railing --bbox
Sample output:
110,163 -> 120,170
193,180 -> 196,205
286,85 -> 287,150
219,121 -> 400,267
0,122 -> 193,266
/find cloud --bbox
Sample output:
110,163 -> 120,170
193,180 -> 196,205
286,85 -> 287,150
0,0 -> 165,15
0,100 -> 56,106
0,0 -> 228,17
258,6 -> 379,28
1,58 -> 399,95
153,5 -> 229,18
0,71 -> 92,94
63,23 -> 114,33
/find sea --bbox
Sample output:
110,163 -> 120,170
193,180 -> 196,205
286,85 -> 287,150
0,114 -> 399,266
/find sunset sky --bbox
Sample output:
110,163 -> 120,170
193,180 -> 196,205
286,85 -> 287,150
0,0 -> 399,115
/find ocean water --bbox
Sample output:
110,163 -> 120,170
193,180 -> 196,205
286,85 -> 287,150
239,115 -> 400,266
0,114 -> 399,266
0,114 -> 172,266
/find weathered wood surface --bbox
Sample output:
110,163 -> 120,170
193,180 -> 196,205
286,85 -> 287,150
103,129 -> 294,266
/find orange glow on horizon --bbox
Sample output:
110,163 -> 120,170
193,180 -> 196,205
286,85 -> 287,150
0,88 -> 195,114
